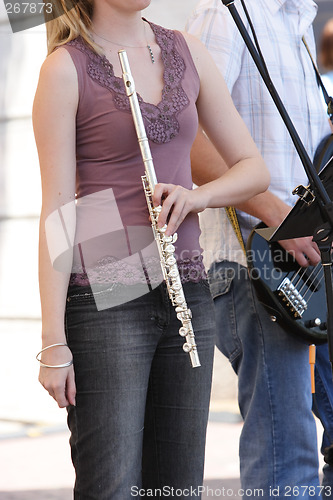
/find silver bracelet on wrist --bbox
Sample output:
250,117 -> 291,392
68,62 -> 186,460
36,343 -> 73,368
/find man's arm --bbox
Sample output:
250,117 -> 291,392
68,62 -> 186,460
191,127 -> 321,267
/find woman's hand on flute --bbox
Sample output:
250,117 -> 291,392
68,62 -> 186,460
153,183 -> 209,236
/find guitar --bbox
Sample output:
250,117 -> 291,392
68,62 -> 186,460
246,135 -> 333,345
246,225 -> 328,344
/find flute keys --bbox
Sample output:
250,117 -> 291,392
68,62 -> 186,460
175,295 -> 185,305
152,206 -> 165,224
179,326 -> 188,337
162,234 -> 178,245
164,244 -> 176,254
182,342 -> 193,353
177,311 -> 192,321
176,306 -> 186,320
168,267 -> 178,278
166,255 -> 176,266
171,282 -> 182,292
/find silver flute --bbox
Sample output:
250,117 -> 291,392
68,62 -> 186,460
118,49 -> 200,368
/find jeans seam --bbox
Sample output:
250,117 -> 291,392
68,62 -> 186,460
314,364 -> 333,447
149,374 -> 161,495
65,311 -> 81,497
71,408 -> 80,496
229,277 -> 242,364
249,281 -> 278,488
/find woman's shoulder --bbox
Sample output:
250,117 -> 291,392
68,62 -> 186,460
179,31 -> 206,53
177,31 -> 211,78
39,45 -> 78,87
36,45 -> 79,108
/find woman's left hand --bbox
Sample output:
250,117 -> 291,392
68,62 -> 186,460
152,183 -> 209,236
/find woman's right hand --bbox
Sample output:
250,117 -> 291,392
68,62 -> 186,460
38,345 -> 76,408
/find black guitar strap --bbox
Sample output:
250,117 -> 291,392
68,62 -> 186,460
302,36 -> 333,123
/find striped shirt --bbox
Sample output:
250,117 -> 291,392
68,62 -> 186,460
186,0 -> 331,269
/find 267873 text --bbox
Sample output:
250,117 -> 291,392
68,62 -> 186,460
5,2 -> 53,14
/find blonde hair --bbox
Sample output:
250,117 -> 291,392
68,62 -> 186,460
320,18 -> 333,71
45,0 -> 101,55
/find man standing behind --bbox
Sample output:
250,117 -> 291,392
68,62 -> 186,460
187,0 -> 333,498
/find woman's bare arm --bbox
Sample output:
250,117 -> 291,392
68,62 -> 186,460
33,48 -> 78,407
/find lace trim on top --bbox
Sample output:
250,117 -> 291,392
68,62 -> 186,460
69,255 -> 206,287
67,22 -> 190,144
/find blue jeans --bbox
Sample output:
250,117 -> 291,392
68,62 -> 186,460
65,280 -> 215,499
313,343 -> 333,496
208,260 -> 333,500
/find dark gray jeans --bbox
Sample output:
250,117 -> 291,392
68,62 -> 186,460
65,280 -> 215,499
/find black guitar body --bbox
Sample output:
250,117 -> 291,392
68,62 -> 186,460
247,225 -> 327,345
246,136 -> 333,345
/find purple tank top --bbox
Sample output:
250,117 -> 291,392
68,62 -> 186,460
61,21 -> 205,287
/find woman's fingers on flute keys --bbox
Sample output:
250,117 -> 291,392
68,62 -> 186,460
153,183 -> 194,236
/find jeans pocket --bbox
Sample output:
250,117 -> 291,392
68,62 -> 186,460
208,261 -> 242,366
208,268 -> 234,300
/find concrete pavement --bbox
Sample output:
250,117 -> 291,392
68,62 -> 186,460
0,420 -> 243,500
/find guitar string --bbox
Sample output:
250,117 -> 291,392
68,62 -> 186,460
283,263 -> 324,316
287,265 -> 325,328
276,253 -> 320,306
289,250 -> 332,300
289,265 -> 304,285
291,263 -> 321,297
289,257 -> 318,286
264,245 -> 327,325
289,258 -> 322,294
299,265 -> 323,298
275,261 -> 327,331
302,267 -> 324,302
293,263 -> 319,292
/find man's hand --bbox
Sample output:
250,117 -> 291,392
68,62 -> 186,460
279,236 -> 321,267
236,192 -> 321,267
